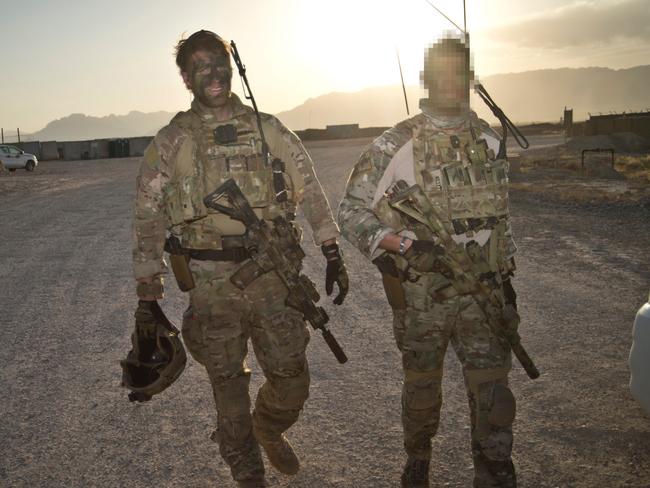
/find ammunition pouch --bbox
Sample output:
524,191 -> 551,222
230,259 -> 268,290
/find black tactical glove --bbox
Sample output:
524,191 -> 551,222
502,277 -> 517,310
403,239 -> 448,274
322,242 -> 349,305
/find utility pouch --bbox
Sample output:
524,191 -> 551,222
230,260 -> 267,290
164,236 -> 195,292
373,254 -> 407,310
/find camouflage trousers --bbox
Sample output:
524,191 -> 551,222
394,273 -> 516,488
181,259 -> 311,484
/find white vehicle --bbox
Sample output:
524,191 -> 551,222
630,292 -> 650,416
0,144 -> 38,171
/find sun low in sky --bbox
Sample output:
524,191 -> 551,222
1,0 -> 649,133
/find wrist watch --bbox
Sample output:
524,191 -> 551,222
398,236 -> 408,256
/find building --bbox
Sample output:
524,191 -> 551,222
585,111 -> 650,140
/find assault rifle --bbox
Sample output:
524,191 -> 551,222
203,178 -> 348,364
388,180 -> 539,379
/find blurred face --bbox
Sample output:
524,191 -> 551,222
422,48 -> 472,113
182,49 -> 233,108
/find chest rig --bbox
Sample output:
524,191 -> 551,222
383,118 -> 512,275
413,120 -> 509,228
163,109 -> 293,249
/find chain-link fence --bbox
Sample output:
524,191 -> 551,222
0,128 -> 35,144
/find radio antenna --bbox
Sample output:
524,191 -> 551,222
422,0 -> 465,34
463,0 -> 467,33
396,47 -> 410,116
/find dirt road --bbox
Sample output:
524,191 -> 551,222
1,140 -> 649,488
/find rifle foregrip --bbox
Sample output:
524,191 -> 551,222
322,329 -> 348,364
511,342 -> 540,379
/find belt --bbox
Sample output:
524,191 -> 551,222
165,235 -> 250,263
186,247 -> 250,263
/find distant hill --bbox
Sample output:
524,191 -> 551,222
30,65 -> 650,140
32,111 -> 176,142
276,65 -> 650,130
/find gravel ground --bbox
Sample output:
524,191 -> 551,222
1,140 -> 649,488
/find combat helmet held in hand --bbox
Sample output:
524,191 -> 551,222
120,300 -> 187,402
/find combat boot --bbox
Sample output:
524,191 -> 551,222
401,458 -> 430,488
253,429 -> 300,475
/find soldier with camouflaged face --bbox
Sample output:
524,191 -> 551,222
338,37 -> 519,488
132,30 -> 348,488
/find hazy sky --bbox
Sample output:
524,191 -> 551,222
2,0 -> 649,133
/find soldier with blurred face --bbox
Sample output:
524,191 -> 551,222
132,30 -> 348,487
338,37 -> 519,488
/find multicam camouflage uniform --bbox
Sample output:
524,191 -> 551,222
133,94 -> 339,485
338,102 -> 518,488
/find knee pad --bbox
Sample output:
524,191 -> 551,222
488,384 -> 516,428
465,368 -> 516,441
283,379 -> 310,409
265,368 -> 310,409
255,361 -> 310,416
465,368 -> 515,421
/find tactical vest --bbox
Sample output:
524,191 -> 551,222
162,108 -> 295,249
378,117 -> 513,274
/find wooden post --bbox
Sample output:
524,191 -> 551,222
17,128 -> 21,143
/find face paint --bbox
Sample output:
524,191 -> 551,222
189,51 -> 233,108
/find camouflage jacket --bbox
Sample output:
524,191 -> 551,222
338,108 -> 516,263
133,94 -> 339,294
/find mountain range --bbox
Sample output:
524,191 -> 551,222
276,65 -> 650,129
29,65 -> 650,141
30,111 -> 177,142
